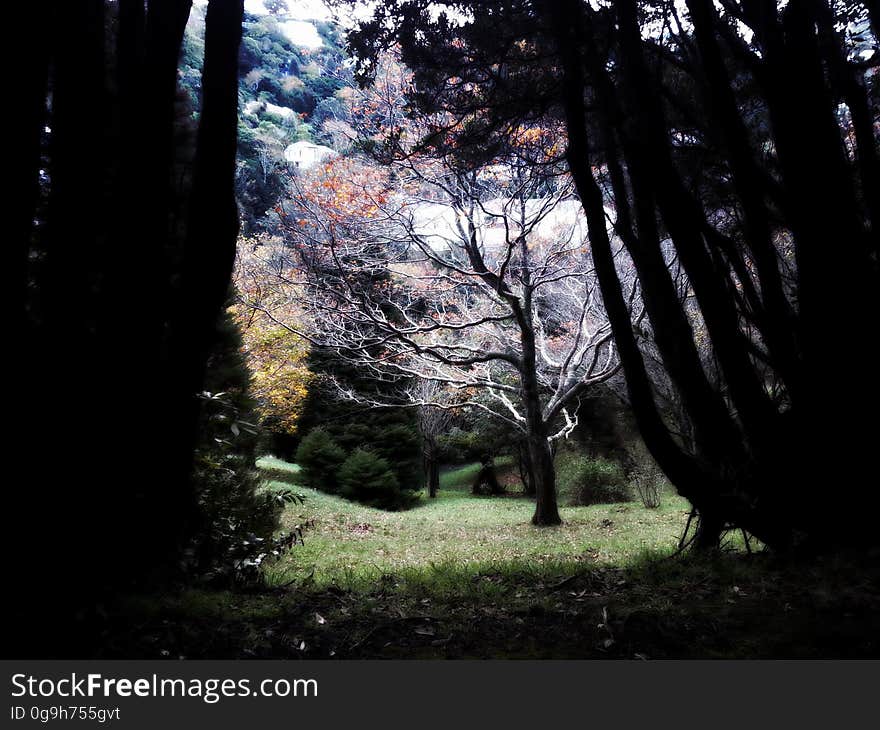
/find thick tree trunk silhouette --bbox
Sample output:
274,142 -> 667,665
528,433 -> 560,526
9,3 -> 49,339
35,0 -> 112,604
541,0 -> 880,549
165,0 -> 245,553
9,0 -> 247,649
518,285 -> 562,525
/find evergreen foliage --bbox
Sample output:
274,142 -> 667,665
338,449 -> 408,509
294,346 -> 422,504
295,427 -> 347,493
189,306 -> 284,578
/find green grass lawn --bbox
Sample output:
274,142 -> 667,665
75,456 -> 880,660
257,456 -> 692,591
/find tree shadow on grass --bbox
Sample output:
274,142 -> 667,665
14,550 -> 880,659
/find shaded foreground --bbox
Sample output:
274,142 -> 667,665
18,551 -> 880,659
13,461 -> 880,659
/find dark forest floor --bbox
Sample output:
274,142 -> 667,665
15,550 -> 880,659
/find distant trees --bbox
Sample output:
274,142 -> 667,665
345,0 -> 880,549
9,0 -> 246,633
412,379 -> 456,498
232,237 -> 313,442
294,414 -> 421,509
264,0 -> 289,16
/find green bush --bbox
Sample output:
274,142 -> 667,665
556,452 -> 631,506
627,441 -> 667,509
365,422 -> 422,489
295,428 -> 346,493
338,449 -> 414,510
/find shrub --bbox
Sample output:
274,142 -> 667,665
627,442 -> 666,509
366,422 -> 422,488
556,452 -> 631,506
338,449 -> 414,510
633,465 -> 664,509
295,428 -> 346,493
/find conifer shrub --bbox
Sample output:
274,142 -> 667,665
295,428 -> 347,493
338,449 -> 416,510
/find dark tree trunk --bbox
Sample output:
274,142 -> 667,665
424,436 -> 440,498
529,433 -> 560,526
36,0 -> 110,606
8,0 -> 247,651
164,0 -> 246,550
9,3 -> 49,337
517,440 -> 536,496
8,2 -> 51,611
513,243 -> 562,525
429,460 -> 440,498
99,0 -> 195,577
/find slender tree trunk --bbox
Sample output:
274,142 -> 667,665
518,440 -> 536,496
518,284 -> 561,525
424,436 -> 440,498
429,460 -> 440,499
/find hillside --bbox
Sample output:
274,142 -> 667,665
180,4 -> 352,232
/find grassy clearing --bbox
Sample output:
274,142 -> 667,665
256,455 -> 300,483
51,456 -> 879,659
260,457 -> 691,591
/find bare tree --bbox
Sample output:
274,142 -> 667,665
411,379 -> 457,498
241,138 -> 639,523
